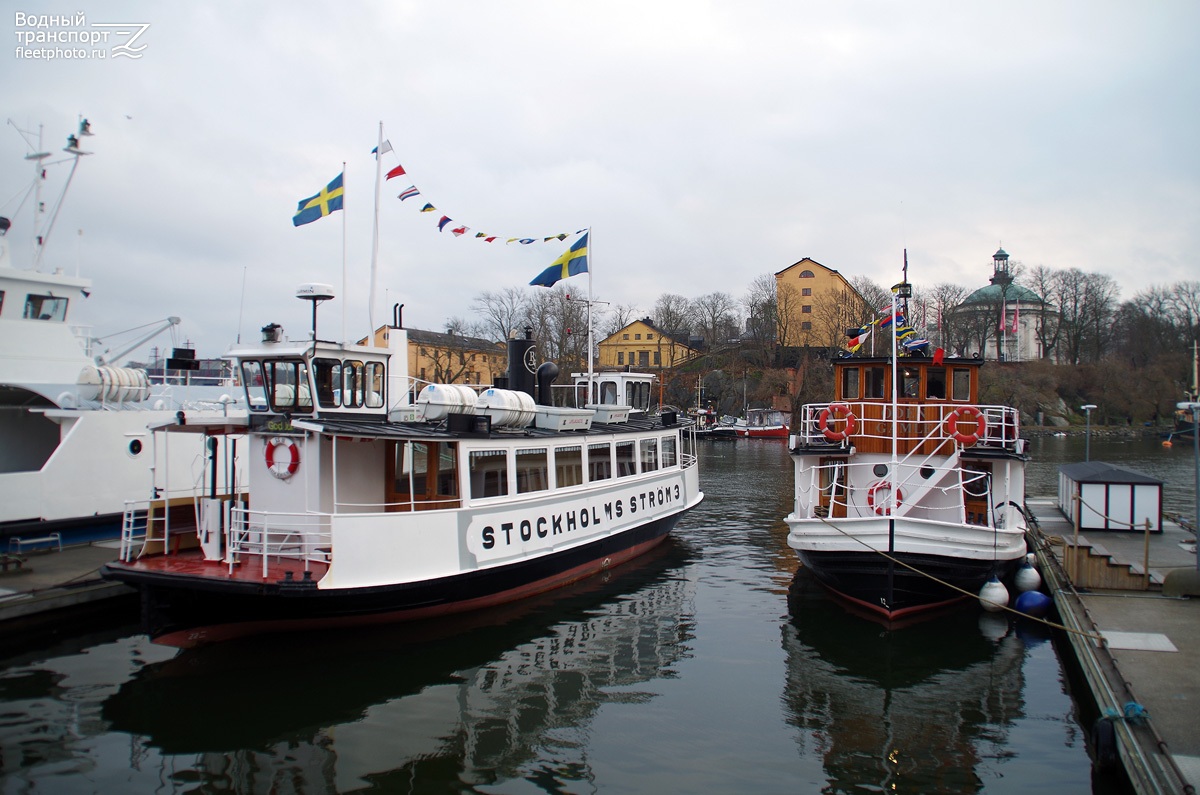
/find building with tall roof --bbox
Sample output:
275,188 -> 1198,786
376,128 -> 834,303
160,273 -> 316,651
597,318 -> 698,370
774,258 -> 866,349
951,248 -> 1056,361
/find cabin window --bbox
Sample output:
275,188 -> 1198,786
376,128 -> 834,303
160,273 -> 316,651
469,449 -> 509,498
365,361 -> 385,408
640,438 -> 659,472
841,368 -> 860,400
899,368 -> 919,398
952,368 -> 971,401
626,381 -> 650,410
241,361 -> 269,411
23,293 -> 68,321
600,381 -> 618,405
616,441 -> 637,477
556,445 -> 584,488
661,436 -> 677,467
264,360 -> 312,412
926,367 -> 946,400
865,367 -> 887,399
314,358 -> 341,407
515,448 -> 549,494
342,360 -> 365,407
588,443 -> 612,481
394,441 -> 459,503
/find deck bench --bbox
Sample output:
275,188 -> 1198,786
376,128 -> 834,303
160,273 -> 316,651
8,533 -> 63,554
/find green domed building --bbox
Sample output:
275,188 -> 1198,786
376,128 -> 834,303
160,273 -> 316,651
950,248 -> 1055,361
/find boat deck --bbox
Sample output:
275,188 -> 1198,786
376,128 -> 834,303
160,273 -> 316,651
114,550 -> 330,584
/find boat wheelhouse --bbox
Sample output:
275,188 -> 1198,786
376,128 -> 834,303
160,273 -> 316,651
102,309 -> 703,647
784,286 -> 1029,620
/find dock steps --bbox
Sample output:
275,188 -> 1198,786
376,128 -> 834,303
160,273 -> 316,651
1056,535 -> 1163,591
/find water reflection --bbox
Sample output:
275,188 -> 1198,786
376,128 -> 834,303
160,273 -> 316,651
783,568 -> 1030,794
94,539 -> 695,792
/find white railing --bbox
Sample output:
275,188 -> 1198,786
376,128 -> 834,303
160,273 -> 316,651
119,500 -> 151,562
794,401 -> 1022,452
227,508 -> 332,578
796,459 -> 993,524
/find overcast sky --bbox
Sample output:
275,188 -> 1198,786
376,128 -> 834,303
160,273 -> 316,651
5,1 -> 1198,358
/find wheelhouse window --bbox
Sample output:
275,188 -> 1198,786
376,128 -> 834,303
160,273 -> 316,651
626,381 -> 650,410
926,367 -> 946,400
24,293 -> 67,321
640,438 -> 659,472
599,381 -> 618,405
865,367 -> 887,399
661,436 -> 677,467
264,360 -> 312,413
899,368 -> 919,398
841,367 -> 860,400
616,441 -> 637,477
555,445 -> 584,488
342,360 -> 366,407
469,449 -> 509,498
314,358 -> 342,408
313,358 -> 386,409
515,448 -> 549,494
952,368 -> 972,401
241,361 -> 269,410
588,443 -> 612,481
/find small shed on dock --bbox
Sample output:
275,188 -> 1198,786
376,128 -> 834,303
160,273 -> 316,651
1058,461 -> 1163,533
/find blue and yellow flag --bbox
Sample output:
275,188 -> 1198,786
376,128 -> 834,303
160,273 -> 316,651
530,232 -> 589,287
292,172 -> 344,227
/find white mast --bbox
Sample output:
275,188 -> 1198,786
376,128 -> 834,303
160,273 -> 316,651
587,228 -> 594,405
369,122 -> 385,338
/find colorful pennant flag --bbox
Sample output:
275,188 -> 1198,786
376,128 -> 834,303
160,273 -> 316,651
371,140 -> 393,155
386,164 -> 406,180
530,232 -> 589,287
398,186 -> 420,201
292,172 -> 344,227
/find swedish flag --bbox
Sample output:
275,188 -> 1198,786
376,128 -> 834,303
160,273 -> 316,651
530,232 -> 589,287
293,172 -> 344,227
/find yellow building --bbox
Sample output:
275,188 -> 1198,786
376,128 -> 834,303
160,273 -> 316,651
363,326 -> 506,386
597,318 -> 698,370
775,258 -> 866,349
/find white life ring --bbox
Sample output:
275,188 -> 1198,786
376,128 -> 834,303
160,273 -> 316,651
265,436 -> 300,479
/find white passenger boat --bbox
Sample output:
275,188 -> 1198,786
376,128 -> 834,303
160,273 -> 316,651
0,120 -> 244,549
784,279 -> 1028,620
101,294 -> 703,647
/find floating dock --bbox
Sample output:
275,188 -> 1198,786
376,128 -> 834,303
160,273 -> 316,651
1027,498 -> 1199,794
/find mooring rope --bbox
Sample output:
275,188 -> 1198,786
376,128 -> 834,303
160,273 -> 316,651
810,512 -> 1104,640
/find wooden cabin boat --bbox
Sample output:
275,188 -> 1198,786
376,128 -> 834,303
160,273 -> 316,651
101,296 -> 703,647
784,287 -> 1029,620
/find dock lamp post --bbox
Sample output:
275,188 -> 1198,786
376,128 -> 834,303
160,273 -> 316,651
1181,401 -> 1200,572
1080,404 -> 1097,462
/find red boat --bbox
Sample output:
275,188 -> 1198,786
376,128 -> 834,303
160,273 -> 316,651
734,408 -> 790,439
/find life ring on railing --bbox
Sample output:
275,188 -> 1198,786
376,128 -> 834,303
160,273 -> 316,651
867,481 -> 903,516
818,403 -> 857,442
944,406 -> 987,446
265,436 -> 300,479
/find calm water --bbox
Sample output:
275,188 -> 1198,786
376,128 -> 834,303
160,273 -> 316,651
1,441 -> 1159,793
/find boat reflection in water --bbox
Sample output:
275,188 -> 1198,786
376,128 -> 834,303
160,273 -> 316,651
101,538 -> 694,791
783,568 -> 1036,794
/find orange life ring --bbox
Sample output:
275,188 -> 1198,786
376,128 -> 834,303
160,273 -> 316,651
818,403 -> 857,442
265,436 -> 300,479
944,406 -> 987,446
867,481 -> 903,516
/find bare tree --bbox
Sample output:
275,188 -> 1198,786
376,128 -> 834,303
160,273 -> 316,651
927,283 -> 972,354
691,291 -> 741,349
743,274 -> 778,366
470,287 -> 528,342
1021,266 -> 1062,360
653,293 -> 693,339
523,285 -> 589,379
603,303 -> 641,338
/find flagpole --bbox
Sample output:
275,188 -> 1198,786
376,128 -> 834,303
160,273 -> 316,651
369,122 -> 384,338
341,161 -> 347,344
587,227 -> 595,405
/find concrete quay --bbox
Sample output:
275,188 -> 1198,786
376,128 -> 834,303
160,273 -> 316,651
1028,498 -> 1200,795
0,541 -> 135,638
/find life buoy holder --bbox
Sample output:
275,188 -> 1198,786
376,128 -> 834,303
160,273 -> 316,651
867,481 -> 903,516
265,436 -> 300,479
818,403 -> 857,442
944,406 -> 987,446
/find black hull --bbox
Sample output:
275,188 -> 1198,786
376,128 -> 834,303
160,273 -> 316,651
794,549 -> 1022,620
102,512 -> 685,647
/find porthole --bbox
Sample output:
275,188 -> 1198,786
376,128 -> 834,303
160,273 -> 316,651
920,466 -> 935,480
872,464 -> 888,477
127,439 -> 144,458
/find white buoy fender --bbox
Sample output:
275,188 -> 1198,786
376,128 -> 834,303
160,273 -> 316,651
979,575 -> 1009,613
1015,562 -> 1042,593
